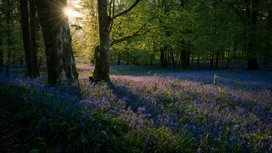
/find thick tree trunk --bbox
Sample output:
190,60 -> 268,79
36,0 -> 79,86
93,0 -> 110,81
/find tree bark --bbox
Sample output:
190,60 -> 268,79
186,41 -> 191,67
160,47 -> 166,67
215,51 -> 219,68
244,0 -> 259,70
6,0 -> 11,77
263,12 -> 272,66
92,0 -> 140,81
210,54 -> 214,68
180,41 -> 187,69
170,51 -> 176,68
29,0 -> 40,77
117,51 -> 121,65
0,38 -> 3,67
36,0 -> 79,86
226,46 -> 231,69
181,49 -> 187,69
93,0 -> 111,81
20,0 -> 33,77
126,51 -> 130,65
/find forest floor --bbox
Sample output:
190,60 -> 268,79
0,63 -> 272,152
0,94 -> 33,153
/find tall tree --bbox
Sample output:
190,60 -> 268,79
0,2 -> 3,67
6,0 -> 11,76
36,0 -> 79,86
29,0 -> 40,76
263,4 -> 272,66
0,37 -> 3,67
93,0 -> 141,81
0,1 -> 3,67
20,0 -> 39,77
221,0 -> 260,70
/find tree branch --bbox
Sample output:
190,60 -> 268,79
111,0 -> 141,20
110,18 -> 157,46
109,0 -> 115,32
219,0 -> 244,20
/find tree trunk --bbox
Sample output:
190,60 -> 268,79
215,51 -> 219,68
263,12 -> 272,66
93,0 -> 110,81
160,47 -> 167,67
36,0 -> 79,86
126,51 -> 129,65
0,39 -> 3,67
181,48 -> 187,69
117,51 -> 121,65
226,47 -> 230,69
210,54 -> 214,68
186,42 -> 191,67
170,51 -> 175,68
6,0 -> 11,77
244,0 -> 259,70
20,0 -> 33,77
197,49 -> 200,64
29,0 -> 40,77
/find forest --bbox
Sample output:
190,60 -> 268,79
0,0 -> 272,152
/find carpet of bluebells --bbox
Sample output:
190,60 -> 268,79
0,66 -> 272,153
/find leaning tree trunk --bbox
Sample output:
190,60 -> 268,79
93,0 -> 110,81
36,0 -> 79,86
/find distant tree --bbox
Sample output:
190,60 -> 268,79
0,36 -> 3,67
0,1 -> 3,67
29,0 -> 39,76
93,0 -> 141,81
221,0 -> 260,70
6,0 -> 11,76
262,2 -> 272,66
36,0 -> 79,86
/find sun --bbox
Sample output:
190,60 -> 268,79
63,7 -> 81,18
